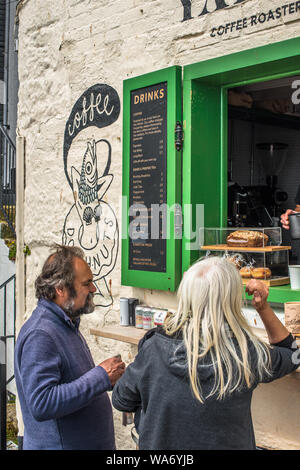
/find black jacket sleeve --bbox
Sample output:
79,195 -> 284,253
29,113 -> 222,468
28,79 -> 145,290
112,331 -> 156,413
261,334 -> 300,383
112,351 -> 144,413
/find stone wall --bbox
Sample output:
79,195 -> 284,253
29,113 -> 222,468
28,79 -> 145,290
16,0 -> 300,449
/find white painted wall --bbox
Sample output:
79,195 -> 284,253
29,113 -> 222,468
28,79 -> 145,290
15,0 -> 300,449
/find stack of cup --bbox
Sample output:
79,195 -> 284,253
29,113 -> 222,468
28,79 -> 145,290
128,298 -> 139,326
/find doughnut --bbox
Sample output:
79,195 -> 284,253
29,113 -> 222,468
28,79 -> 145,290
251,267 -> 271,279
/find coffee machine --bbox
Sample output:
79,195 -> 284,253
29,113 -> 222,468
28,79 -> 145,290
228,143 -> 288,227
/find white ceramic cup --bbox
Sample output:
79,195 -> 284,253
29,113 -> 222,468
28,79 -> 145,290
120,297 -> 129,326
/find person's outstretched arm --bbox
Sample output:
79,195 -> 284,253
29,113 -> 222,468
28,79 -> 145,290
246,279 -> 300,381
245,279 -> 290,344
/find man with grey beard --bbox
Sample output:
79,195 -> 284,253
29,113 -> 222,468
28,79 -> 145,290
14,245 -> 125,450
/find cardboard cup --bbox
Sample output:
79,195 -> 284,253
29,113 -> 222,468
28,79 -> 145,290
284,302 -> 300,334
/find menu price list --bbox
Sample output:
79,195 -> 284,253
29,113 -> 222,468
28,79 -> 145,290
129,82 -> 167,273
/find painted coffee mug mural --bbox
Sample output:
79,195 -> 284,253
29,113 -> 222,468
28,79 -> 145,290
62,84 -> 120,307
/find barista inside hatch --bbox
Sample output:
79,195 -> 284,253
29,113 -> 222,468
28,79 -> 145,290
281,183 -> 300,262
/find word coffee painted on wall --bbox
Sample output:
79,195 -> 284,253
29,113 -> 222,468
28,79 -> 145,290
62,84 -> 120,307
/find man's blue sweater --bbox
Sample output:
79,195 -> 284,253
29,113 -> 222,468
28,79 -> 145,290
14,298 -> 115,450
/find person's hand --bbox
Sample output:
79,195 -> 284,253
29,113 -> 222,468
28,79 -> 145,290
246,280 -> 291,344
99,354 -> 126,386
280,209 -> 297,230
245,279 -> 269,312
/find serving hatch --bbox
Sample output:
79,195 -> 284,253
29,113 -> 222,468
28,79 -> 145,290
199,227 -> 291,286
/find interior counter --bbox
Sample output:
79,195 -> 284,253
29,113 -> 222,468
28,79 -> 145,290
245,284 -> 300,304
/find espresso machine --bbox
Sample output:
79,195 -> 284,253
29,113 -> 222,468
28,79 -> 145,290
228,143 -> 288,227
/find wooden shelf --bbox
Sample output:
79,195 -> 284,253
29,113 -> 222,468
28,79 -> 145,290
242,277 -> 290,287
90,326 -> 300,374
90,325 -> 146,345
201,244 -> 291,253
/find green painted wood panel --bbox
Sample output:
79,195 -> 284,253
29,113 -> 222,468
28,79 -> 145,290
122,66 -> 182,291
184,37 -> 300,85
245,285 -> 300,305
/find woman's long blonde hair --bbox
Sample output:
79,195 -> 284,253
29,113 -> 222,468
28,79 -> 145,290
164,256 -> 272,403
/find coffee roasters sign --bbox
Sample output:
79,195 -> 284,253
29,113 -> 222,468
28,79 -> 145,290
179,0 -> 300,38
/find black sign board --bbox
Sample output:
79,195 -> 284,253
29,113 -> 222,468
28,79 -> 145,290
129,82 -> 167,272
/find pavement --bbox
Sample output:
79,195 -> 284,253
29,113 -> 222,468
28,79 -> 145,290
6,440 -> 18,450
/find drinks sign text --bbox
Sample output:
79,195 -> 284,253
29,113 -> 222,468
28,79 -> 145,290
129,82 -> 168,273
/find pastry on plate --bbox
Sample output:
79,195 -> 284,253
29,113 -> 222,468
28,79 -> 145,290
227,230 -> 269,248
239,266 -> 253,278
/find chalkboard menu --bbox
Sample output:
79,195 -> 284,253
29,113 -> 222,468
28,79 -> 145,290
129,82 -> 168,272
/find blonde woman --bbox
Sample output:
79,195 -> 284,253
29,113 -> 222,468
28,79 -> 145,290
112,257 -> 299,450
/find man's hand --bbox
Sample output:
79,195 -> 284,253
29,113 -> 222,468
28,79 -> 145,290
245,279 -> 269,312
280,209 -> 297,230
99,355 -> 126,386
